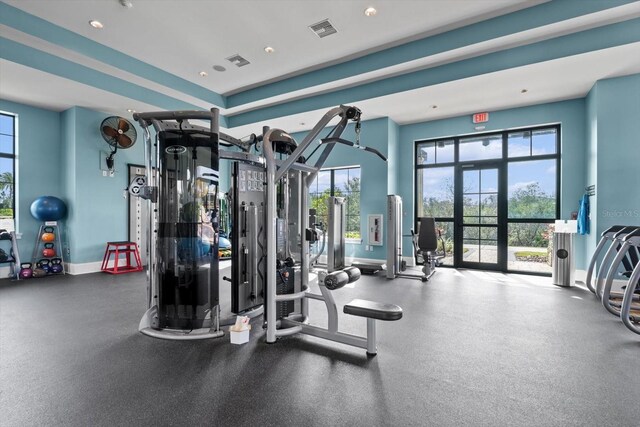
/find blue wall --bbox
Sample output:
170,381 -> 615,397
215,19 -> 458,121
61,107 -> 145,263
586,74 -> 640,247
4,73 -> 637,271
0,100 -> 62,263
399,99 -> 588,267
292,117 -> 393,261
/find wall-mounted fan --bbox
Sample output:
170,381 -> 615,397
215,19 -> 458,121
100,116 -> 137,170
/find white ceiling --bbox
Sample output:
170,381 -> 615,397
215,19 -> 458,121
0,0 -> 639,137
226,42 -> 640,138
0,59 -> 163,116
3,0 -> 540,94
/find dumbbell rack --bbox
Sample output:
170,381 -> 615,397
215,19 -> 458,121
31,221 -> 65,275
0,230 -> 22,279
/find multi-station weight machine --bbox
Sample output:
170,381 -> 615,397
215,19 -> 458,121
132,105 -> 402,354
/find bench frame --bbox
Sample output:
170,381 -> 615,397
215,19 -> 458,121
279,271 -> 391,355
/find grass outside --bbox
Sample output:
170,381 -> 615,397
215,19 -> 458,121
514,249 -> 548,264
515,250 -> 546,257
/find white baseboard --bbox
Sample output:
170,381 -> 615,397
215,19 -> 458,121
403,256 -> 416,267
316,255 -> 386,265
1,261 -> 107,278
66,258 -> 149,275
65,261 -> 104,275
0,265 -> 14,279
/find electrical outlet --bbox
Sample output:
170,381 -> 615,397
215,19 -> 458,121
109,170 -> 115,177
102,170 -> 107,177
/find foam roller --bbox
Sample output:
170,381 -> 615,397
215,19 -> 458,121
324,271 -> 349,290
342,266 -> 361,284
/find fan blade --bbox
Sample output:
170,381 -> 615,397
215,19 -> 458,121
117,134 -> 134,148
118,118 -> 130,133
102,126 -> 119,139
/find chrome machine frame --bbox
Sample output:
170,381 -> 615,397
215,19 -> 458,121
385,194 -> 437,281
263,105 -> 356,343
133,105 -> 399,350
133,108 -> 259,340
263,105 -> 395,352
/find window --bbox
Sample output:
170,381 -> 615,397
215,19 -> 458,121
459,134 -> 502,162
415,125 -> 559,273
309,166 -> 361,240
0,113 -> 15,232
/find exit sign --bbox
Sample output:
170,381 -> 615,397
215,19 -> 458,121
473,112 -> 489,123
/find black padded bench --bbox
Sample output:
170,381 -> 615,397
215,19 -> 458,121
344,299 -> 403,320
343,299 -> 403,355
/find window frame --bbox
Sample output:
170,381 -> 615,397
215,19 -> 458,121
0,112 -> 16,226
309,165 -> 362,243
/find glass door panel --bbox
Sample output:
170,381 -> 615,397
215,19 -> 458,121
459,166 -> 500,268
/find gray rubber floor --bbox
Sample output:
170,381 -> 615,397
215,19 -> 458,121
1,267 -> 639,426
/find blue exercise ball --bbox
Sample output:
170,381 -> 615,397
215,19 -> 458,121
30,196 -> 67,221
219,236 -> 231,249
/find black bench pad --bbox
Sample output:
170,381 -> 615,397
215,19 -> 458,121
343,299 -> 403,321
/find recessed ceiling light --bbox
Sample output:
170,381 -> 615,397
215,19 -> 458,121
364,7 -> 377,17
300,122 -> 305,126
119,0 -> 133,8
431,105 -> 438,109
199,71 -> 208,77
89,20 -> 104,29
264,46 -> 275,53
127,109 -> 135,113
521,89 -> 528,93
212,65 -> 226,72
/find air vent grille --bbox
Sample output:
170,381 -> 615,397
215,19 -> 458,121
226,54 -> 250,67
309,19 -> 337,38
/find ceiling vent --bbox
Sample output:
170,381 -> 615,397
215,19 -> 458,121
226,54 -> 250,67
309,19 -> 337,38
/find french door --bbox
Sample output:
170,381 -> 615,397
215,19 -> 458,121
455,163 -> 506,270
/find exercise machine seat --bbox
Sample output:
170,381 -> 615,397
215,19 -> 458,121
418,217 -> 439,252
343,299 -> 403,321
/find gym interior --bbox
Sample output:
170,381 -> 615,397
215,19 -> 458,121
1,1 -> 639,425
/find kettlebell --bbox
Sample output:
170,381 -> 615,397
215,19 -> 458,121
19,263 -> 33,279
41,226 -> 55,243
43,243 -> 56,258
37,259 -> 51,274
50,258 -> 63,274
32,266 -> 47,278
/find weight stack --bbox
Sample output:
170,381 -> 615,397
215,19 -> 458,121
276,266 -> 295,319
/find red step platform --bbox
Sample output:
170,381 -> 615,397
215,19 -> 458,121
101,241 -> 143,274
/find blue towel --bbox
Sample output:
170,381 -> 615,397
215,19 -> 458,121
577,194 -> 590,235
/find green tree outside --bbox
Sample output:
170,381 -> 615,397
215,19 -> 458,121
0,171 -> 13,218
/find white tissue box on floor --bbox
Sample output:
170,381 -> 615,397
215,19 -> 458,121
229,315 -> 251,344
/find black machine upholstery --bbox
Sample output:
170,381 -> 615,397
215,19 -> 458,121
324,267 -> 362,290
324,271 -> 349,290
418,217 -> 439,252
416,217 -> 445,262
410,217 -> 445,282
343,299 -> 403,321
